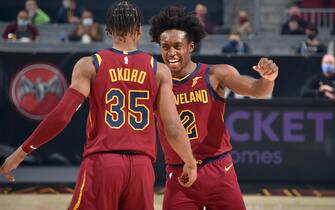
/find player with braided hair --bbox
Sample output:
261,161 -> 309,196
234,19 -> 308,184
150,6 -> 279,210
1,2 -> 198,210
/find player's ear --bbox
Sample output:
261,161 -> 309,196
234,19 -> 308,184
106,27 -> 113,36
136,25 -> 142,36
189,41 -> 195,53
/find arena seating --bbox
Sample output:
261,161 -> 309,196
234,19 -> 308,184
1,22 -> 333,55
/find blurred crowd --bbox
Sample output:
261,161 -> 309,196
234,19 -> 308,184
2,0 -> 103,43
2,0 -> 335,56
1,0 -> 335,97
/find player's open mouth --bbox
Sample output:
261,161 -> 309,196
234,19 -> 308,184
168,60 -> 181,69
168,59 -> 180,64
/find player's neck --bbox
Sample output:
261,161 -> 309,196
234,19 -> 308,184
112,43 -> 138,52
112,36 -> 138,52
172,61 -> 197,78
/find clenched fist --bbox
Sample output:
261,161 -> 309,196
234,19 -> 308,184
253,57 -> 279,81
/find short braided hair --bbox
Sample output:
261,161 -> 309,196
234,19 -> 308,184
106,0 -> 143,37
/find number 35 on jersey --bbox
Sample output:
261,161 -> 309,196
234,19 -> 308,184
105,88 -> 149,130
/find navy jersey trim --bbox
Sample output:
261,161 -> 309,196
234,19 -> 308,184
91,54 -> 99,72
108,47 -> 142,55
173,63 -> 201,85
153,58 -> 158,75
205,65 -> 225,102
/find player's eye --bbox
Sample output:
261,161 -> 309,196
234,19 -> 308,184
162,45 -> 169,50
174,44 -> 182,50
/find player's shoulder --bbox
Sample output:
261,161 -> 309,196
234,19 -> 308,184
76,56 -> 94,66
210,63 -> 235,71
210,64 -> 238,76
207,64 -> 239,84
156,62 -> 172,80
156,62 -> 170,74
137,51 -> 157,62
74,56 -> 96,76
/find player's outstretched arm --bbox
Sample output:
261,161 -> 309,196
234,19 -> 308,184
0,57 -> 95,182
213,57 -> 278,98
156,62 -> 197,187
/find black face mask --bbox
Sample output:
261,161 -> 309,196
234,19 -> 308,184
307,34 -> 316,40
229,40 -> 239,46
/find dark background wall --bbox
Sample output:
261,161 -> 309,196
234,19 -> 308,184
190,55 -> 322,98
0,52 -> 334,186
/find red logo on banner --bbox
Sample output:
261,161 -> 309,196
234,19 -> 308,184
10,63 -> 68,120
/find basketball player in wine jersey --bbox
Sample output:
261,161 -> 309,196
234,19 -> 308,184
0,2 -> 197,210
150,6 -> 278,210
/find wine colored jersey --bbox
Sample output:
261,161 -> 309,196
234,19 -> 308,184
84,48 -> 158,160
157,63 -> 232,164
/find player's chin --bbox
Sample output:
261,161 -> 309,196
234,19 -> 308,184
167,64 -> 182,72
169,67 -> 182,75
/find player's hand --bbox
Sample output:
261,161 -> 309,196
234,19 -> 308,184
253,57 -> 278,81
178,162 -> 197,187
324,91 -> 335,100
319,84 -> 334,93
69,16 -> 80,24
0,146 -> 27,182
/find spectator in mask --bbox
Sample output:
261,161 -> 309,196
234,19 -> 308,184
301,54 -> 335,100
2,10 -> 39,41
234,10 -> 252,35
194,3 -> 216,34
281,5 -> 308,35
25,0 -> 50,25
221,31 -> 250,54
56,0 -> 83,24
297,24 -> 326,55
68,10 -> 103,43
281,16 -> 305,35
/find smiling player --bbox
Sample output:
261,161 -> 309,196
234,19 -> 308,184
150,6 -> 278,210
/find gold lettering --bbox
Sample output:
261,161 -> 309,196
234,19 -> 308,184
179,93 -> 185,104
184,93 -> 190,104
124,68 -> 130,81
109,68 -> 150,84
195,90 -> 202,102
117,68 -> 123,80
189,91 -> 196,103
109,69 -> 117,82
138,71 -> 146,84
131,69 -> 139,82
201,90 -> 208,103
175,94 -> 180,105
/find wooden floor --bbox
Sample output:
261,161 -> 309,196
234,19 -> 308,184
0,194 -> 335,210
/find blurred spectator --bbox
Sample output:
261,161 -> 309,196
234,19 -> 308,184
221,31 -> 250,54
287,0 -> 303,7
56,0 -> 83,24
25,0 -> 50,25
195,3 -> 216,34
296,24 -> 326,55
281,17 -> 305,35
301,54 -> 335,100
68,10 -> 103,43
2,10 -> 39,41
234,10 -> 252,35
281,5 -> 308,35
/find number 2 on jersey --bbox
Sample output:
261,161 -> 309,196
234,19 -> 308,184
105,88 -> 149,130
179,110 -> 198,140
